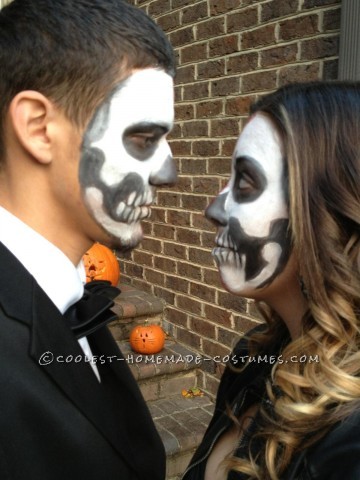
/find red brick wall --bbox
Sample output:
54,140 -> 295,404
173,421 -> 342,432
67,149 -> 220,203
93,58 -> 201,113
122,0 -> 341,396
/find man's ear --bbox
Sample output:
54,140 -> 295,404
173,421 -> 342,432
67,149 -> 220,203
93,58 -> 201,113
8,91 -> 56,164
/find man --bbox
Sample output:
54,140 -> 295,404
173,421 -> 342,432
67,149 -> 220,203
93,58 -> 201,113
0,1 -> 176,479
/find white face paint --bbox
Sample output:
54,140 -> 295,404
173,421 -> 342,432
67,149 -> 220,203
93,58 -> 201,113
79,68 -> 176,250
206,114 -> 290,295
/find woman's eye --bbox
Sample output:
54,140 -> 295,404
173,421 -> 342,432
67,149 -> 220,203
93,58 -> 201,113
238,173 -> 254,191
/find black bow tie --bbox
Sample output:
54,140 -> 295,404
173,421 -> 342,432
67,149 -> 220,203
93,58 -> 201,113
64,281 -> 120,339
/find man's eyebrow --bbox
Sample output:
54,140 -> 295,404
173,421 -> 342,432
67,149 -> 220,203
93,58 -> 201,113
124,122 -> 171,135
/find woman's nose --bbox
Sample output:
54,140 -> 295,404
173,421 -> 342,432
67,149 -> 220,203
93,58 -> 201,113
205,192 -> 228,226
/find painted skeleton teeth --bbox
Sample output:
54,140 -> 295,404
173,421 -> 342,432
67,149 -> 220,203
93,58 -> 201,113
127,191 -> 137,206
146,190 -> 153,205
134,193 -> 142,207
116,202 -> 126,216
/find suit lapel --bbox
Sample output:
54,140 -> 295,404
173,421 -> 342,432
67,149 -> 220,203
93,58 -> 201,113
0,243 -> 140,474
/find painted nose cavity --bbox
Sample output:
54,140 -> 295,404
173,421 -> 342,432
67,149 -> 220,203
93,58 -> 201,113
149,154 -> 178,186
205,192 -> 228,226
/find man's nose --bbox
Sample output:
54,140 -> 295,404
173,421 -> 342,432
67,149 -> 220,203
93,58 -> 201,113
205,192 -> 228,226
149,154 -> 178,186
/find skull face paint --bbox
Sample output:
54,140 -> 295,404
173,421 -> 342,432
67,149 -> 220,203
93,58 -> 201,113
80,68 -> 176,250
206,114 -> 291,295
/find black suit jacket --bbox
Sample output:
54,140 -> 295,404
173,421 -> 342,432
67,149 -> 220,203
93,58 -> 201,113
0,243 -> 165,480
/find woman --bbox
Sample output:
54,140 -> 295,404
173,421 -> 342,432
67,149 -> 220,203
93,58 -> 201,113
182,82 -> 360,480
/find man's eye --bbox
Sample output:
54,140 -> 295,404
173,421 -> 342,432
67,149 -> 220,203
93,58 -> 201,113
131,134 -> 157,149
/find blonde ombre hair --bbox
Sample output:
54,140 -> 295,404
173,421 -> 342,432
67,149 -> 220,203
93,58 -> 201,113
226,82 -> 360,479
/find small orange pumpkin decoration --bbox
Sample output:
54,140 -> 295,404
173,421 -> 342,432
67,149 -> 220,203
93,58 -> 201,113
129,323 -> 165,354
82,242 -> 120,286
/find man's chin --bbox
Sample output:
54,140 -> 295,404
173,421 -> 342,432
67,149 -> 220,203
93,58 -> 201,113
100,221 -> 144,252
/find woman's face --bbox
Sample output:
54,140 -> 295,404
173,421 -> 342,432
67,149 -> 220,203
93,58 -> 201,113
206,113 -> 292,297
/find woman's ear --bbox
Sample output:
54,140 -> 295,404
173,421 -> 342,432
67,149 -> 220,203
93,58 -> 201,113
8,91 -> 55,164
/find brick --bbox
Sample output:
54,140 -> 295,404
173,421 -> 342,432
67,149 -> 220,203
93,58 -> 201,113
196,100 -> 223,118
227,7 -> 258,33
322,7 -> 341,32
197,17 -> 225,41
175,175 -> 193,193
225,95 -> 255,116
175,65 -> 196,85
153,286 -> 175,305
166,275 -> 189,294
170,26 -> 195,48
169,140 -> 192,156
176,227 -> 202,246
203,268 -> 222,287
278,62 -> 320,85
261,0 -> 298,22
145,269 -> 165,286
175,103 -> 195,121
177,261 -> 202,281
177,328 -> 201,349
158,191 -> 180,208
189,247 -> 214,267
153,224 -> 176,240
189,317 -> 216,338
323,58 -> 338,80
217,290 -> 247,313
212,77 -> 239,96
198,59 -> 225,79
261,44 -> 298,68
218,327 -> 241,348
181,43 -> 207,64
165,306 -> 188,327
177,295 -> 202,315
148,0 -> 170,16
192,212 -> 215,231
182,120 -> 209,137
193,176 -> 221,195
190,282 -> 216,303
141,237 -> 162,253
233,314 -> 261,334
242,25 -> 275,49
182,2 -> 208,25
202,230 -> 219,248
164,241 -> 187,259
167,209 -> 191,227
172,0 -> 194,7
202,339 -> 230,359
154,256 -> 177,273
150,208 -> 167,225
132,250 -> 153,267
209,0 -> 241,15
181,158 -> 207,175
209,35 -> 239,57
303,0 -> 340,8
183,82 -> 210,101
156,11 -> 180,32
301,35 -> 339,60
211,118 -> 240,137
181,194 -> 208,211
123,262 -> 143,278
204,303 -> 232,328
242,70 -> 277,93
227,52 -> 258,74
192,140 -> 220,156
279,14 -> 319,41
203,374 -> 221,397
168,123 -> 181,139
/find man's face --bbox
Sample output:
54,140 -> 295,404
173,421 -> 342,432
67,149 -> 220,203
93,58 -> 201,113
205,113 -> 291,296
79,68 -> 176,250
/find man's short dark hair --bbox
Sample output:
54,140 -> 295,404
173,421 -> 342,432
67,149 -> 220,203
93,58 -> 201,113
0,0 -> 175,159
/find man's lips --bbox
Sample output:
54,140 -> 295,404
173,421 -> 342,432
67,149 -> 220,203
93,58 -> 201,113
115,189 -> 154,222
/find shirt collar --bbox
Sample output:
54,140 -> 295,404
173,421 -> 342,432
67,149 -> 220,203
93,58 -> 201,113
0,206 -> 84,314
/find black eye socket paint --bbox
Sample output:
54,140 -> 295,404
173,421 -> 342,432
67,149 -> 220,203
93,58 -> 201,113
123,123 -> 169,161
233,156 -> 267,203
228,216 -> 291,287
80,147 -> 146,222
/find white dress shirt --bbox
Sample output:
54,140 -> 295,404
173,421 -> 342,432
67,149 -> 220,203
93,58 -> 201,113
0,206 -> 100,381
